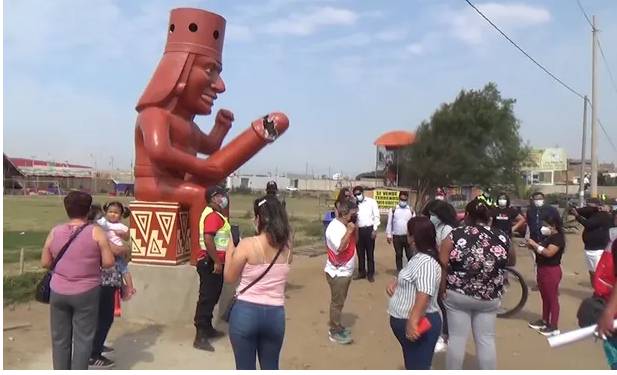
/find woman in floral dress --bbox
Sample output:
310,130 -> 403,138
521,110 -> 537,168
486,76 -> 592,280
439,197 -> 511,370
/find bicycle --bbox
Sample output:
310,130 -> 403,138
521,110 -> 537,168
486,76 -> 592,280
498,266 -> 529,318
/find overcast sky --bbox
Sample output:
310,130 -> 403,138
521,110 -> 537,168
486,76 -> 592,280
4,0 -> 617,177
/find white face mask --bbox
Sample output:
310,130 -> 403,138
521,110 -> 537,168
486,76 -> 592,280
435,195 -> 445,201
355,193 -> 364,203
430,215 -> 441,227
219,196 -> 229,209
498,199 -> 507,207
534,199 -> 544,208
610,227 -> 617,243
399,201 -> 408,208
540,226 -> 552,236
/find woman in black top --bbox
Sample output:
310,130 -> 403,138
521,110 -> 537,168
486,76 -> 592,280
526,215 -> 565,336
491,193 -> 525,239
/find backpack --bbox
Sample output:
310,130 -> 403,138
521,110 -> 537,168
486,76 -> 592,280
593,247 -> 615,300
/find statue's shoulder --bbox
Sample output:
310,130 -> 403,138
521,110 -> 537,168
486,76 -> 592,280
136,107 -> 171,128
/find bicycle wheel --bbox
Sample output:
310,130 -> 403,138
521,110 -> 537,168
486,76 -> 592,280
498,267 -> 528,318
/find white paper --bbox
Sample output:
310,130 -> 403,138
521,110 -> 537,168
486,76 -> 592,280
548,320 -> 617,348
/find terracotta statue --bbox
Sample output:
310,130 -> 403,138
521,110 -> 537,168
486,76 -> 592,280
134,8 -> 289,264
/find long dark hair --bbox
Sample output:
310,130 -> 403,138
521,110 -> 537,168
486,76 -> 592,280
407,216 -> 440,264
335,187 -> 352,209
422,199 -> 458,227
465,197 -> 491,225
254,195 -> 291,249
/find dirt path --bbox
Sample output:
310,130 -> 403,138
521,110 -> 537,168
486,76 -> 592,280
3,232 -> 608,370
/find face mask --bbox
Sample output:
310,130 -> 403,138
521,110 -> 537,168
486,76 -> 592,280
610,227 -> 617,242
435,196 -> 445,201
540,226 -> 551,236
430,215 -> 441,227
534,199 -> 544,208
219,196 -> 229,209
612,205 -> 617,212
399,201 -> 408,208
498,199 -> 507,207
355,194 -> 364,203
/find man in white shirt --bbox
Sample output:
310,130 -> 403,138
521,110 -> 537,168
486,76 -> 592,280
386,191 -> 415,273
324,200 -> 358,345
352,185 -> 381,282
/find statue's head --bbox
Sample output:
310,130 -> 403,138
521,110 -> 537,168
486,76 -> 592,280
136,8 -> 226,115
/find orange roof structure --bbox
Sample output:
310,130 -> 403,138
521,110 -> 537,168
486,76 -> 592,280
374,130 -> 415,150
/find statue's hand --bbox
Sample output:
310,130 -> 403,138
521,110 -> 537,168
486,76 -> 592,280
215,109 -> 234,130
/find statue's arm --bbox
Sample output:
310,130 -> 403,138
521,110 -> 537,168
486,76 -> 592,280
198,109 -> 233,154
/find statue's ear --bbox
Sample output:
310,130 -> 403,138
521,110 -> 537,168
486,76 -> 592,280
174,82 -> 186,96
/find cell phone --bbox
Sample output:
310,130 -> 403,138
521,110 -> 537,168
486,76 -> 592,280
417,316 -> 432,336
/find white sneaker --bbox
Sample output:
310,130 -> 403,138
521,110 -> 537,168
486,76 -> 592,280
434,336 -> 448,353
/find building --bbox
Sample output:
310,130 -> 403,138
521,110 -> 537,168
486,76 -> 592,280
7,156 -> 94,194
520,148 -> 568,186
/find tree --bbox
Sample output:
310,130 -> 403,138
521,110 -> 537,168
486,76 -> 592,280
398,83 -> 529,209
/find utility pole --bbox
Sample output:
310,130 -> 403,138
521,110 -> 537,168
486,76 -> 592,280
579,96 -> 588,207
590,15 -> 599,197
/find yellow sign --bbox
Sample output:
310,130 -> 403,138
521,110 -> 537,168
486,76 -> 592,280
521,148 -> 568,171
373,189 -> 400,210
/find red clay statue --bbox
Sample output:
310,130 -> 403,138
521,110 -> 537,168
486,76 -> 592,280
134,8 -> 289,264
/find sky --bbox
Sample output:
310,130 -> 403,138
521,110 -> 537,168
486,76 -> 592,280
4,0 -> 617,178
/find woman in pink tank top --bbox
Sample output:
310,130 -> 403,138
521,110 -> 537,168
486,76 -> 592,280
224,196 -> 292,370
40,191 -> 115,370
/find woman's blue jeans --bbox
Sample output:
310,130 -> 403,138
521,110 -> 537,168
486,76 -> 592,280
229,299 -> 286,370
390,312 -> 442,370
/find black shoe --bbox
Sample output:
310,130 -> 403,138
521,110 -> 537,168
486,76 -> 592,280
102,345 -> 114,354
193,330 -> 215,352
367,275 -> 375,283
528,319 -> 547,330
89,355 -> 115,369
538,326 -> 560,337
204,327 -> 225,339
353,274 -> 366,280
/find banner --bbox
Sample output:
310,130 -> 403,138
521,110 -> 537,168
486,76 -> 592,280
373,189 -> 400,213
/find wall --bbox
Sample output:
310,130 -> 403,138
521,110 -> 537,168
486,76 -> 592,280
228,175 -> 382,193
533,184 -> 617,197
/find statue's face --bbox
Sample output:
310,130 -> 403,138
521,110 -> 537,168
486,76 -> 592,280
179,55 -> 225,115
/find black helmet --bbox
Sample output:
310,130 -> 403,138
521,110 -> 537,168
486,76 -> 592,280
266,180 -> 278,194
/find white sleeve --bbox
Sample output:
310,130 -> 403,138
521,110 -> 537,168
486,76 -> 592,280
96,218 -> 109,231
325,223 -> 344,253
372,200 -> 381,231
386,209 -> 393,237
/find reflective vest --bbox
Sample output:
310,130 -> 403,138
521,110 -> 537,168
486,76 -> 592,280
199,206 -> 231,253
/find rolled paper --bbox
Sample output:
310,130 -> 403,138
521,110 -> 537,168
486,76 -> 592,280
548,320 -> 617,348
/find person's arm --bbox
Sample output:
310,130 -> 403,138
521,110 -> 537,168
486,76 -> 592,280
337,224 -> 355,253
386,277 -> 397,296
598,285 -> 617,338
439,238 -> 454,298
406,292 -> 431,341
386,209 -> 393,243
93,226 -> 116,268
528,240 -> 560,258
204,234 -> 222,273
224,236 -> 249,284
512,213 -> 526,233
40,230 -> 54,269
371,200 -> 381,239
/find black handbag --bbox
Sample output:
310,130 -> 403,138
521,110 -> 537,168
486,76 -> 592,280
35,224 -> 88,304
222,246 -> 284,322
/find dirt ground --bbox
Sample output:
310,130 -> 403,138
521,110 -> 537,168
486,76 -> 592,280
3,232 -> 608,370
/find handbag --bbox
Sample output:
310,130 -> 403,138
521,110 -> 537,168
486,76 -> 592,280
35,224 -> 88,304
222,246 -> 284,322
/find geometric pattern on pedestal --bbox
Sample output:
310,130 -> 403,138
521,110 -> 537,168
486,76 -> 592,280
130,228 -> 146,256
155,211 -> 177,245
132,211 -> 153,242
146,229 -> 166,257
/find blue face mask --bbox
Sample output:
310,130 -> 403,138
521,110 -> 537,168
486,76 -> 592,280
219,196 -> 229,209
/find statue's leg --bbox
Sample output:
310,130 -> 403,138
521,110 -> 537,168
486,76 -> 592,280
136,177 -> 206,265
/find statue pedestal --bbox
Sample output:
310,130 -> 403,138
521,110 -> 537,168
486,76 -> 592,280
129,201 -> 191,265
121,263 -> 237,326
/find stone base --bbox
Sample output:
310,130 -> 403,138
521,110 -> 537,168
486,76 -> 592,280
121,263 -> 236,327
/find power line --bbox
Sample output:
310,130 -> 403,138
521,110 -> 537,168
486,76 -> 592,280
463,0 -> 586,100
576,0 -> 593,29
597,39 -> 617,97
598,118 -> 617,154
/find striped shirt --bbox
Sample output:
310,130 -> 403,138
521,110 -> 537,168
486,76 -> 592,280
387,253 -> 441,319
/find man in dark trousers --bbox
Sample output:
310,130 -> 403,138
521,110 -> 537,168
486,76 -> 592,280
193,186 -> 231,351
571,197 -> 613,286
385,190 -> 415,273
352,186 -> 381,282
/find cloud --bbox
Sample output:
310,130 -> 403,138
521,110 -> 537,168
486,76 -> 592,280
446,2 -> 551,45
265,6 -> 358,36
406,43 -> 425,56
226,23 -> 254,42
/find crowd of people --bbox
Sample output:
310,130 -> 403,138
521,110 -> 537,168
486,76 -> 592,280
41,184 -> 617,370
